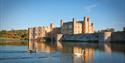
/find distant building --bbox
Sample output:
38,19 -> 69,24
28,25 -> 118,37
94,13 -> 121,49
61,16 -> 94,34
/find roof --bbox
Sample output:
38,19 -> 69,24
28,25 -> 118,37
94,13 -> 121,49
63,20 -> 84,25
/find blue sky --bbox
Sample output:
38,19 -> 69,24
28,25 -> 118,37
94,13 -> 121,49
0,0 -> 125,31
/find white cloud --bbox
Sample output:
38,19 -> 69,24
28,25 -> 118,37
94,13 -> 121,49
84,4 -> 97,12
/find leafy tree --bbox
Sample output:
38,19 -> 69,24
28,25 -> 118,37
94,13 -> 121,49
0,29 -> 28,40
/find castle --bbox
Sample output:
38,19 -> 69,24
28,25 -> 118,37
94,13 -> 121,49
28,16 -> 94,40
61,16 -> 94,34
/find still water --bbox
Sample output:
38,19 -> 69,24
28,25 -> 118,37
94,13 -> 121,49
0,41 -> 125,63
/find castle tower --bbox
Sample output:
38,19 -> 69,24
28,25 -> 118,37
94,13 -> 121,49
50,23 -> 55,28
83,16 -> 88,33
34,27 -> 38,39
60,19 -> 64,34
82,17 -> 85,33
28,28 -> 32,40
60,19 -> 64,27
72,18 -> 76,34
87,17 -> 91,33
91,23 -> 94,33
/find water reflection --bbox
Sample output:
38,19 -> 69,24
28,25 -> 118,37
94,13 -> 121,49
0,40 -> 124,63
28,40 -> 96,63
28,40 -> 125,63
73,47 -> 94,63
104,43 -> 112,55
28,40 -> 56,53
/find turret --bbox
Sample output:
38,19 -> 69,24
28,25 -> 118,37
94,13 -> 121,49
50,23 -> 55,28
60,19 -> 64,27
91,23 -> 94,33
83,16 -> 89,33
72,18 -> 76,34
87,16 -> 90,22
84,16 -> 88,22
87,17 -> 91,33
73,18 -> 75,22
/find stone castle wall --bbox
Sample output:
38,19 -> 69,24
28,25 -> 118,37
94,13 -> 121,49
60,32 -> 125,42
111,32 -> 125,42
98,32 -> 112,42
62,33 -> 98,42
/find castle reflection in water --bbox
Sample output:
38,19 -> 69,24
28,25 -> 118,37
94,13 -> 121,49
28,40 -> 115,63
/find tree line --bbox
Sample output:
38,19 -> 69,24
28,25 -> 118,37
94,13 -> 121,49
0,29 -> 28,40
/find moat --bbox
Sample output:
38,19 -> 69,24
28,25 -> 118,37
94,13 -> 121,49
0,41 -> 125,63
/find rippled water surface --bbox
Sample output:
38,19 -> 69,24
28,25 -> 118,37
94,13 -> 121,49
0,41 -> 125,63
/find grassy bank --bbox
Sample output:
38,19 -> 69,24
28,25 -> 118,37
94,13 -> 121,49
0,38 -> 28,46
0,41 -> 28,46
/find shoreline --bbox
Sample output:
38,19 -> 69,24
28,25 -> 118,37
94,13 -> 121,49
0,41 -> 28,46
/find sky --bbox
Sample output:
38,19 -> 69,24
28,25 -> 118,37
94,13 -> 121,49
0,0 -> 125,31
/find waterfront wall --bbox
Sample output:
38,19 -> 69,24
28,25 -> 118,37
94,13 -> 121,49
56,34 -> 63,41
98,32 -> 112,42
61,33 -> 98,42
60,32 -> 125,42
111,32 -> 125,42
